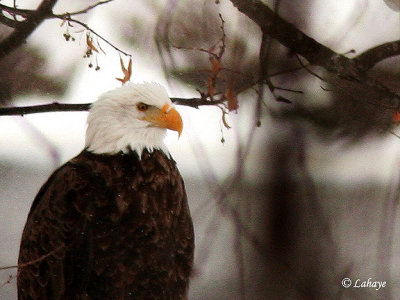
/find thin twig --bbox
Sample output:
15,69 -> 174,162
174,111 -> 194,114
273,86 -> 303,94
0,245 -> 64,271
52,16 -> 131,57
0,274 -> 16,289
172,45 -> 219,59
295,54 -> 325,81
54,0 -> 114,18
0,3 -> 34,18
390,130 -> 400,139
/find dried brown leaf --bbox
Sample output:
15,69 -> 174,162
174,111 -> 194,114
86,34 -> 99,53
115,57 -> 132,84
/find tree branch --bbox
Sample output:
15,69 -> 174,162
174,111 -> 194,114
0,13 -> 18,28
0,97 -> 226,117
0,3 -> 35,18
53,0 -> 114,18
229,0 -> 338,68
172,97 -> 225,108
0,0 -> 114,24
0,1 -> 118,59
51,15 -> 131,57
229,0 -> 400,111
228,0 -> 369,80
354,40 -> 400,71
0,0 -> 58,60
0,103 -> 91,116
0,245 -> 64,271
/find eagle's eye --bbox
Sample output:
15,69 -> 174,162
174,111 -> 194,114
137,102 -> 149,112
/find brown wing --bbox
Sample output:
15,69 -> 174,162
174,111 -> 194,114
17,150 -> 194,300
17,157 -> 105,300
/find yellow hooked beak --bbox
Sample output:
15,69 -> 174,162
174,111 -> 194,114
142,104 -> 183,137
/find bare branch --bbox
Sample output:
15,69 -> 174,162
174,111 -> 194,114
53,0 -> 114,18
0,274 -> 15,289
172,45 -> 219,58
229,0 -> 338,69
0,97 -> 227,117
0,103 -> 91,116
229,0 -> 400,118
0,13 -> 18,28
172,97 -> 225,108
0,0 -> 123,61
229,0 -> 369,82
52,15 -> 131,57
354,40 -> 400,71
0,0 -> 58,60
0,245 -> 64,271
230,0 -> 400,79
294,54 -> 325,81
0,0 -> 113,21
0,3 -> 35,18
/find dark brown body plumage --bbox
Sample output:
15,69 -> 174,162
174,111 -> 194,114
17,149 -> 194,300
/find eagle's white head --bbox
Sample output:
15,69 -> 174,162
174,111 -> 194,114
85,82 -> 182,157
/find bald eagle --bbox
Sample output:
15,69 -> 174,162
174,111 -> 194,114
17,83 -> 194,300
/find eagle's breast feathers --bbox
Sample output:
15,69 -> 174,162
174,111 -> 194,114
18,150 -> 194,299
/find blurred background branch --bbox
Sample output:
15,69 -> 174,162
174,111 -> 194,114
0,0 -> 57,60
